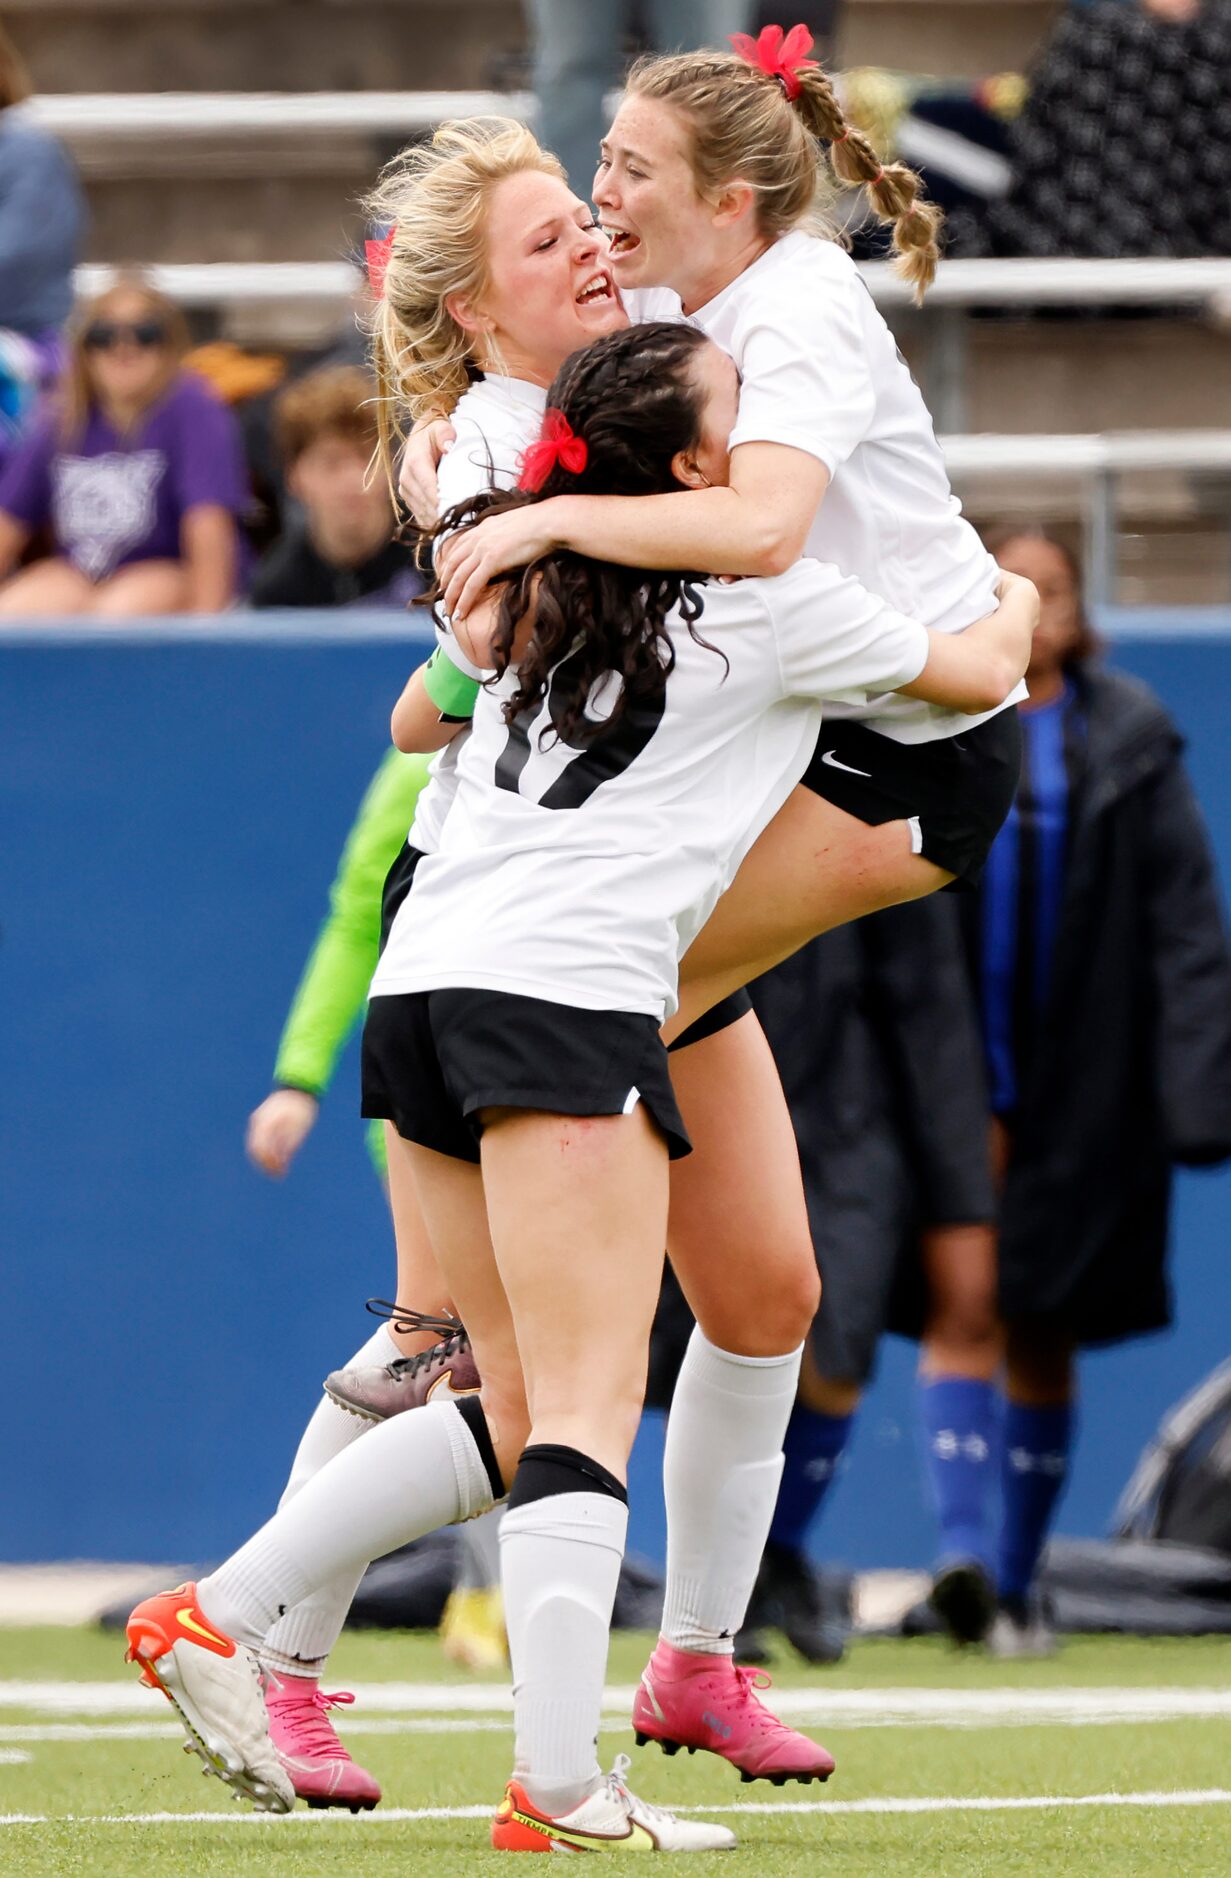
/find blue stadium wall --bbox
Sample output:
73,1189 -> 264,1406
2,619 -> 1229,1570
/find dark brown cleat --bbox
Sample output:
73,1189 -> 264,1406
324,1316 -> 481,1423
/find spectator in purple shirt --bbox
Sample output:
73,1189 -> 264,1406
0,274 -> 249,618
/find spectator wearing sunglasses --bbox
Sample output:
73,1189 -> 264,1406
0,275 -> 250,618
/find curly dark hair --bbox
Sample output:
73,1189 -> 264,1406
429,321 -> 724,747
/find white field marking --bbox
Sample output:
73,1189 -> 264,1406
2,1792 -> 1231,1827
5,1681 -> 1231,1728
0,1718 -> 512,1743
0,1752 -> 30,1764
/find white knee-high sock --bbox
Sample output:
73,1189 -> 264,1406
457,1506 -> 503,1591
259,1323 -> 399,1678
199,1399 -> 496,1649
660,1328 -> 802,1654
501,1491 -> 628,1817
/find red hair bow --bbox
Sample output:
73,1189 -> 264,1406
365,229 -> 395,299
518,408 -> 588,493
728,22 -> 818,101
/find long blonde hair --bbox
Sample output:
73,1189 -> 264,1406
365,118 -> 564,489
626,44 -> 942,299
59,274 -> 191,444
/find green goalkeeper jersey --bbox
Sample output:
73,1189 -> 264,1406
272,747 -> 434,1101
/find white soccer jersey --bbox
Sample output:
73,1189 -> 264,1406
630,233 -> 1025,744
371,560 -> 929,1020
407,373 -> 548,855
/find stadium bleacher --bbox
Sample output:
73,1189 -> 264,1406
5,0 -> 1229,604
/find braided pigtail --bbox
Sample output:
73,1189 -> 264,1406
628,35 -> 942,301
791,68 -> 941,299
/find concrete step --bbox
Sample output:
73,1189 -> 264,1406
4,1 -> 520,95
957,318 -> 1231,440
8,0 -> 1063,97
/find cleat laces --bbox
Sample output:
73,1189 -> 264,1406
731,1664 -> 791,1737
272,1687 -> 358,1763
363,1299 -> 469,1378
385,1329 -> 469,1382
603,1753 -> 675,1828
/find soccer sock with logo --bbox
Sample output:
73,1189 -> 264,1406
500,1447 -> 628,1819
199,1397 -> 502,1649
917,1375 -> 999,1572
767,1405 -> 855,1555
998,1399 -> 1074,1604
659,1329 -> 802,1654
260,1324 -> 400,1678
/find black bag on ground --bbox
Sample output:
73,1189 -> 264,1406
1038,1359 -> 1231,1634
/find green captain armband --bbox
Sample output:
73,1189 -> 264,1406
422,646 -> 481,721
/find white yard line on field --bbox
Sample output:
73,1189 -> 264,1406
2,1791 -> 1231,1826
0,1718 -> 512,1742
4,1681 -> 1231,1727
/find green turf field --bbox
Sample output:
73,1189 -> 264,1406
3,1626 -> 1230,1875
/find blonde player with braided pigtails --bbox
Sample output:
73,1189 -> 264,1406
432,21 -> 1024,1025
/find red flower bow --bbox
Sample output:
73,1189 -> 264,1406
365,229 -> 395,299
728,22 -> 818,101
518,408 -> 588,493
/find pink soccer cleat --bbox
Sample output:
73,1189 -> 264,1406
264,1673 -> 381,1811
632,1640 -> 836,1786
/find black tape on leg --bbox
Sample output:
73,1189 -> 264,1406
455,1393 -> 507,1501
507,1443 -> 628,1510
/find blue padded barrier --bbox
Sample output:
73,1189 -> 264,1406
1,616 -> 1228,1568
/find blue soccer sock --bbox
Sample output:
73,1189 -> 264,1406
917,1375 -> 998,1573
767,1405 -> 854,1555
998,1400 -> 1074,1604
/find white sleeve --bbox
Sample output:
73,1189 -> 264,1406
769,561 -> 929,705
430,417 -> 515,678
436,423 -> 514,514
726,274 -> 876,475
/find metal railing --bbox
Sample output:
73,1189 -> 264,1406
940,433 -> 1231,609
72,254 -> 1231,315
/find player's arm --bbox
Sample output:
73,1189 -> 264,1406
391,657 -> 475,753
899,573 -> 1037,714
437,286 -> 879,617
438,440 -> 827,619
436,576 -> 538,673
399,414 -> 459,530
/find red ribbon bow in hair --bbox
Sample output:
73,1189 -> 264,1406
365,229 -> 395,299
728,22 -> 818,101
518,408 -> 588,493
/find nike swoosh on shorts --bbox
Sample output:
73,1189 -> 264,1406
820,750 -> 872,778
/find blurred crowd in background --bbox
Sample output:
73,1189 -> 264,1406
0,2 -> 1229,621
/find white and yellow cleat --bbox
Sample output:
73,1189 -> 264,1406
491,1753 -> 736,1852
126,1582 -> 295,1813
